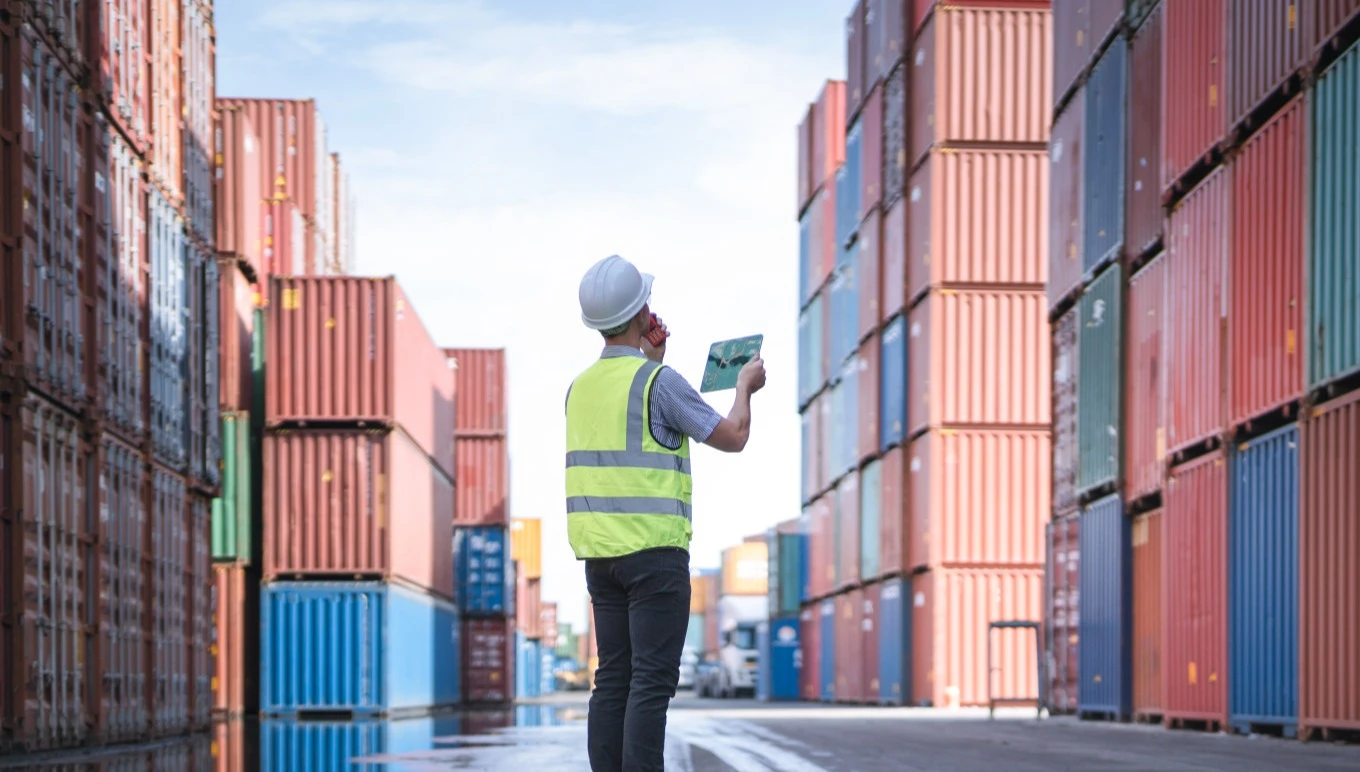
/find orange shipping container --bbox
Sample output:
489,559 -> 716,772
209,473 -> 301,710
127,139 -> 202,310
722,542 -> 769,597
149,0 -> 183,204
1132,509 -> 1164,720
690,574 -> 712,614
218,260 -> 256,412
908,429 -> 1050,570
911,567 -> 1044,708
212,565 -> 258,718
907,290 -> 1051,436
510,518 -> 543,580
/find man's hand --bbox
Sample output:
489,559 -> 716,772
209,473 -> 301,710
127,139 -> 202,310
737,356 -> 766,395
641,316 -> 669,363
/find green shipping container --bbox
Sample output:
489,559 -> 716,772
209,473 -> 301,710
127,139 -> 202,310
1310,42 -> 1360,391
685,613 -> 704,652
1077,264 -> 1123,495
212,412 -> 253,561
859,458 -> 882,581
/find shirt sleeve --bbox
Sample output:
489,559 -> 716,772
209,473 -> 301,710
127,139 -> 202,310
650,366 -> 723,443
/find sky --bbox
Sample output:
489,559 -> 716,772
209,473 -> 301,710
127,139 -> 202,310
217,0 -> 845,629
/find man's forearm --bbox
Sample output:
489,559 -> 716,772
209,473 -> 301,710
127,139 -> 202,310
726,387 -> 753,450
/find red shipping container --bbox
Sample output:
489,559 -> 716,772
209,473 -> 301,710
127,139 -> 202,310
860,86 -> 884,219
847,1 -> 868,122
813,81 -> 848,193
809,185 -> 839,295
1051,0 -> 1090,112
93,0 -> 151,153
909,149 -> 1049,306
1126,4 -> 1164,262
909,6 -> 1052,170
797,103 -> 814,213
1163,451 -> 1229,726
1300,390 -> 1360,736
1132,508 -> 1165,720
837,472 -> 862,589
907,290 -> 1052,436
261,429 -> 455,599
149,463 -> 190,737
212,565 -> 258,718
1303,1 -> 1360,61
463,618 -> 515,704
835,590 -> 867,702
1162,0 -> 1228,194
1046,515 -> 1080,714
881,197 -> 908,320
257,198 -> 306,306
1229,99 -> 1305,429
881,0 -> 909,80
1048,86 -> 1085,311
858,337 -> 881,462
216,99 -> 328,226
911,568 -> 1044,707
267,276 -> 456,477
218,260 -> 255,412
215,105 -> 263,269
1125,254 -> 1168,502
455,437 -> 509,526
1227,0 -> 1307,132
912,0 -> 1050,35
858,208 -> 883,344
862,583 -> 882,702
808,496 -> 835,600
908,428 -> 1050,570
865,0 -> 886,90
879,446 -> 908,575
799,605 -> 821,700
518,576 -> 543,639
1166,170 -> 1227,457
149,0 -> 183,204
446,348 -> 508,435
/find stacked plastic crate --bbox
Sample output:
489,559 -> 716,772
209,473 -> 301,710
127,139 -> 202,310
447,348 -> 516,705
511,518 -> 544,700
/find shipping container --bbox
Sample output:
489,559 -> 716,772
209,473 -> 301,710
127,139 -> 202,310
1162,0 -> 1228,194
1308,41 -> 1360,392
722,541 -> 769,597
835,472 -> 861,590
1051,0 -> 1089,112
802,392 -> 825,503
847,0 -> 867,123
446,347 -> 507,435
803,184 -> 838,304
831,359 -> 860,479
509,518 -> 543,581
212,413 -> 252,562
690,574 -> 712,614
259,716 -> 463,772
263,429 -> 455,599
94,433 -> 148,743
149,188 -> 188,470
1164,451 -> 1229,726
839,126 -> 863,250
541,602 -> 559,650
860,87 -> 884,221
798,291 -> 828,407
454,436 -> 510,527
859,458 -> 883,581
329,152 -> 357,276
1126,3 -> 1164,262
857,209 -> 882,342
1083,40 -> 1127,275
268,277 -> 455,476
260,581 -> 460,715
188,246 -> 222,489
1166,169 -> 1227,455
1132,509 -> 1164,720
1300,389 -> 1360,736
908,428 -> 1050,570
878,576 -> 910,704
812,81 -> 848,193
883,66 -> 908,207
183,1 -> 215,245
461,617 -> 512,705
1229,425 -> 1299,733
799,200 -> 813,305
517,576 -> 543,640
215,105 -> 263,269
219,260 -> 256,412
910,568 -> 1044,708
862,583 -> 882,703
1048,86 -> 1085,311
1052,306 -> 1080,513
912,0 -> 1052,34
216,99 -> 331,234
820,600 -> 837,701
516,633 -> 541,699
882,198 -> 908,320
149,464 -> 191,736
1046,515 -> 1080,714
858,335 -> 881,462
910,7 -> 1052,171
835,590 -> 866,703
797,104 -> 814,215
93,132 -> 146,441
149,0 -> 183,205
757,618 -> 801,701
212,565 -> 259,718
879,314 -> 908,451
1125,255 -> 1167,502
1078,494 -> 1130,719
908,149 -> 1049,306
878,446 -> 908,576
255,197 -> 306,307
95,0 -> 151,152
1077,263 -> 1122,496
214,720 -> 259,772
907,290 -> 1051,437
455,526 -> 514,616
808,496 -> 835,601
799,606 -> 821,700
1230,99 -> 1305,427
769,529 -> 807,618
1304,1 -> 1360,62
1227,1 -> 1307,133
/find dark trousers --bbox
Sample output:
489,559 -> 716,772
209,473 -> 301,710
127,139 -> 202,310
585,547 -> 691,772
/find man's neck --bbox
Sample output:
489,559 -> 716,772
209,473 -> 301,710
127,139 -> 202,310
604,333 -> 643,350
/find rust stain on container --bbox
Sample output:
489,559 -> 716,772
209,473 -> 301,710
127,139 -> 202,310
908,290 -> 1052,436
1126,254 -> 1168,502
1048,86 -> 1085,311
1229,99 -> 1305,428
1132,508 -> 1165,719
262,429 -> 454,600
1126,4 -> 1164,262
1046,514 -> 1080,713
1300,389 -> 1360,736
1163,451 -> 1229,725
212,565 -> 258,718
1162,0 -> 1227,194
909,428 -> 1050,570
267,276 -> 455,478
909,149 -> 1048,306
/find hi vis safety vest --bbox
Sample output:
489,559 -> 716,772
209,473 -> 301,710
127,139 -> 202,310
565,357 -> 693,559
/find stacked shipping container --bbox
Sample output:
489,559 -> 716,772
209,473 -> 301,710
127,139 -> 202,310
795,0 -> 1052,709
511,518 -> 546,699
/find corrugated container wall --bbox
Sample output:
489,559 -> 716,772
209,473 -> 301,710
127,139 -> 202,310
95,434 -> 148,743
858,334 -> 881,461
847,1 -> 867,123
878,446 -> 907,576
1077,265 -> 1122,496
96,0 -> 151,152
447,347 -> 508,434
447,348 -> 510,526
215,99 -> 329,233
149,465 -> 190,736
1048,86 -> 1085,310
456,527 -> 514,617
212,413 -> 252,562
1051,0 -> 1090,112
215,106 -> 263,270
797,104 -> 814,214
861,583 -> 882,702
907,290 -> 1051,436
1132,509 -> 1164,719
883,67 -> 908,207
1230,99 -> 1304,427
1078,494 -> 1130,719
1227,0 -> 1307,132
218,260 -> 255,413
1126,3 -> 1164,262
1052,306 -> 1080,514
149,0 -> 183,205
517,577 -> 543,640
878,577 -> 909,704
1305,2 -> 1360,61
879,315 -> 908,451
1163,452 -> 1229,725
859,87 -> 883,221
1229,425 -> 1299,732
182,1 -> 215,245
819,600 -> 836,701
908,149 -> 1048,305
882,199 -> 908,319
839,127 -> 863,251
97,133 -> 147,441
1082,40 -> 1127,275
836,473 -> 861,590
813,81 -> 848,193
858,212 -> 882,344
1308,41 -> 1360,391
1161,0 -> 1227,194
799,606 -> 821,700
909,7 -> 1052,170
909,429 -> 1050,570
835,590 -> 866,703
1125,255 -> 1167,502
510,519 -> 543,580
1166,170 -> 1227,456
1046,515 -> 1080,714
858,460 -> 883,583
212,565 -> 259,718
1299,390 -> 1360,736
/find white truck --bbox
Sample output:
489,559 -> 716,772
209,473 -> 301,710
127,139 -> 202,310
697,595 -> 767,698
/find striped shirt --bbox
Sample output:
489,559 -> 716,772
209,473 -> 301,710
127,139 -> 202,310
567,346 -> 723,446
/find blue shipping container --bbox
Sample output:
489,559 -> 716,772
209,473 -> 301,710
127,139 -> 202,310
879,315 -> 908,451
798,292 -> 826,406
455,526 -> 514,616
828,262 -> 859,369
757,617 -> 801,701
260,582 -> 461,716
1082,37 -> 1127,275
839,122 -> 863,252
819,600 -> 836,701
1078,495 -> 1131,719
541,649 -> 557,696
261,715 -> 464,772
878,577 -> 910,704
756,621 -> 771,701
1229,424 -> 1299,733
799,211 -> 812,305
516,634 -> 542,700
833,358 -> 860,478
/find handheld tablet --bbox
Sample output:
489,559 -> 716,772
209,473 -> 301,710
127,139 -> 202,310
700,335 -> 764,393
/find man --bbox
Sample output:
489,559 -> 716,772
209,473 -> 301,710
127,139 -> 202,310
566,254 -> 766,771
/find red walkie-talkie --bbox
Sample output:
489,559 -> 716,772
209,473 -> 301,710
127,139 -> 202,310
645,313 -> 668,348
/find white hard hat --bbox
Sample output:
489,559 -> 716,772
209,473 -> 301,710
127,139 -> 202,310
578,255 -> 654,331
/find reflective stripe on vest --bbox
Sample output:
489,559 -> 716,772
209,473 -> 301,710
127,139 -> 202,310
565,360 -> 692,478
